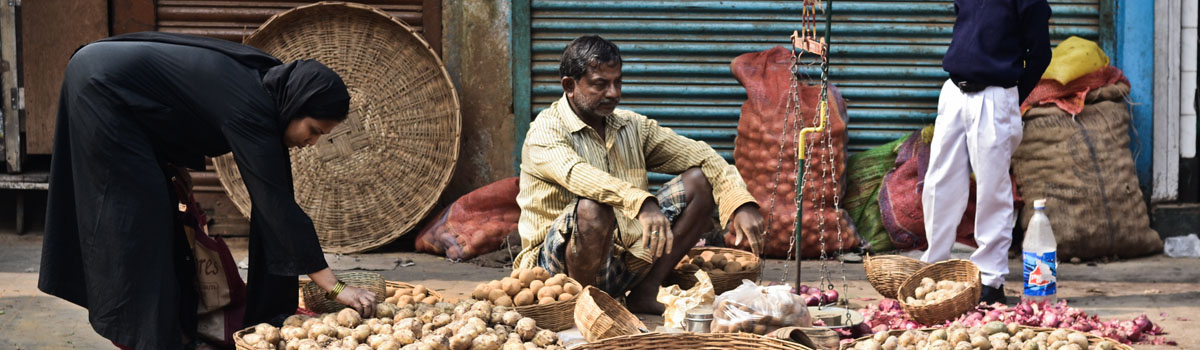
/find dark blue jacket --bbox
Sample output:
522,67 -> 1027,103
943,0 -> 1052,103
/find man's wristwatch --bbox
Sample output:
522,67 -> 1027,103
326,280 -> 347,300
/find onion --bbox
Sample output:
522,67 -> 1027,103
824,290 -> 840,303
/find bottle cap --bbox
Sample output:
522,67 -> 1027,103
1033,199 -> 1047,209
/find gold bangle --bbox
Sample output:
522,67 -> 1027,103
326,280 -> 346,300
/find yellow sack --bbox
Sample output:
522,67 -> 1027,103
1042,36 -> 1109,85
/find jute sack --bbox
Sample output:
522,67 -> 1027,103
1012,83 -> 1161,259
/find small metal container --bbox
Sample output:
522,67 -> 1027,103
684,306 -> 714,333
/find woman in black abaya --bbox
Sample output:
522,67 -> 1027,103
38,32 -> 375,349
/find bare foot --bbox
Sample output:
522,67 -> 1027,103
625,288 -> 665,314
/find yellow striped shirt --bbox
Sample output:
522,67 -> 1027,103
514,94 -> 758,268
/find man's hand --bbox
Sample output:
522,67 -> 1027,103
729,204 -> 765,255
638,199 -> 673,260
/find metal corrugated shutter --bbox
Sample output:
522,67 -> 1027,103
526,0 -> 1102,182
156,0 -> 427,42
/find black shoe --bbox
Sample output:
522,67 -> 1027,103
980,285 -> 1007,305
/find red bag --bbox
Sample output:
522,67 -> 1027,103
416,177 -> 521,261
729,46 -> 859,258
171,171 -> 245,348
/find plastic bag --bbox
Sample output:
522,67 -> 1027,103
1042,36 -> 1109,85
658,270 -> 716,329
710,280 -> 811,335
1164,234 -> 1200,258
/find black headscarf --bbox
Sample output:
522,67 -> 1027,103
262,60 -> 351,127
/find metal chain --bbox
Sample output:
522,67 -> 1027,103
767,45 -> 801,284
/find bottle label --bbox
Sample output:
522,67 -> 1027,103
1023,251 -> 1057,296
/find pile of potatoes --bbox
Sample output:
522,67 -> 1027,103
850,322 -> 1116,350
675,250 -> 758,274
385,284 -> 442,307
471,267 -> 583,307
240,299 -> 564,350
904,277 -> 971,306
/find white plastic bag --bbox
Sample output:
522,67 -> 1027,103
1164,234 -> 1200,258
710,280 -> 811,335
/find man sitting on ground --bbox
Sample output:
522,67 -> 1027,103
514,35 -> 765,313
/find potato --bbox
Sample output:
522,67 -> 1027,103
495,295 -> 514,307
433,313 -> 453,327
422,296 -> 439,304
558,293 -> 574,301
489,289 -> 508,302
564,283 -> 581,295
502,278 -> 522,297
537,286 -> 557,300
723,261 -> 743,273
531,267 -> 549,280
473,333 -> 503,350
488,280 -> 504,290
255,323 -> 282,344
709,254 -> 728,268
472,284 -> 491,300
309,323 -> 336,339
752,324 -> 768,334
243,333 -> 265,344
471,300 -> 495,315
529,280 -> 545,295
538,297 -> 556,305
378,303 -> 399,318
701,261 -> 715,270
412,285 -> 427,296
449,333 -> 474,350
515,318 -> 538,341
514,290 -> 535,306
532,329 -> 558,347
398,295 -> 415,306
544,275 -> 564,288
547,285 -> 564,297
699,251 -> 716,260
518,270 -> 537,286
502,342 -> 524,350
284,315 -> 309,328
424,334 -> 450,350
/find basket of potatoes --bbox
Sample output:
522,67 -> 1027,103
843,322 -> 1131,350
235,298 -> 568,350
672,247 -> 762,294
384,282 -> 446,307
896,259 -> 981,325
470,267 -> 584,331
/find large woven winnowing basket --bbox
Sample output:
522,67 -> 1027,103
574,332 -> 814,350
839,327 -> 1133,350
863,254 -> 929,299
896,259 -> 981,325
213,2 -> 461,253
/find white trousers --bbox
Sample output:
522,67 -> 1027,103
920,79 -> 1023,288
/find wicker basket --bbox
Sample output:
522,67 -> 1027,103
840,327 -> 1133,350
863,254 -> 929,299
575,332 -> 813,350
895,259 -> 981,325
213,2 -> 461,254
575,286 -> 647,342
510,276 -> 582,332
300,271 -> 386,313
671,247 -> 762,294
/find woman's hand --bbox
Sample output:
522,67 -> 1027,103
334,285 -> 376,318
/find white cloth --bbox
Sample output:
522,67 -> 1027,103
921,79 -> 1023,288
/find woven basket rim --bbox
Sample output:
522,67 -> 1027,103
214,1 -> 462,254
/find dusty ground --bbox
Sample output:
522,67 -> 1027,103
0,230 -> 1196,350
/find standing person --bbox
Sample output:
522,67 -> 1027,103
38,32 -> 376,349
515,35 -> 765,313
921,0 -> 1052,304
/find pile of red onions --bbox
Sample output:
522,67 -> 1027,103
855,299 -> 1171,345
795,284 -> 839,306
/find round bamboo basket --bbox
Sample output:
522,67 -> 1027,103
574,332 -> 814,350
497,276 -> 582,332
840,326 -> 1133,350
575,286 -> 647,342
863,254 -> 929,299
300,271 -> 386,313
671,247 -> 762,294
895,259 -> 981,325
213,2 -> 461,253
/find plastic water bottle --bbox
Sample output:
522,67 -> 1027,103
1022,199 -> 1058,303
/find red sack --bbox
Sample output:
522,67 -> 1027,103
878,128 -> 1022,250
416,177 -> 521,261
730,46 -> 859,258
